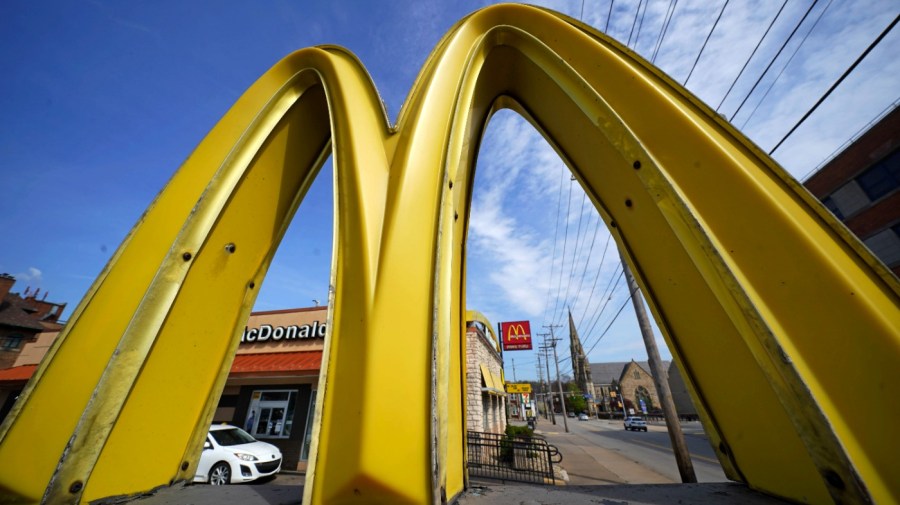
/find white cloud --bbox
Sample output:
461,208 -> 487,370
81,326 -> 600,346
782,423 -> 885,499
15,267 -> 43,283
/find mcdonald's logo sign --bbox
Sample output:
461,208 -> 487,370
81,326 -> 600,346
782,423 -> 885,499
500,320 -> 533,351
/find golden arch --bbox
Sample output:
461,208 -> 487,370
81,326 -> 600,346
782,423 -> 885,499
1,4 -> 897,504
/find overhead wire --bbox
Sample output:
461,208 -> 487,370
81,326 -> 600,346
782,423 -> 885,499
558,192 -> 589,326
651,0 -> 678,63
576,231 -> 613,329
626,0 -> 644,47
579,267 -> 625,349
715,0 -> 789,111
729,0 -> 821,122
604,0 -> 615,33
769,12 -> 899,154
632,0 -> 650,49
567,214 -> 604,318
540,164 -> 567,326
739,0 -> 834,130
550,179 -> 575,325
684,0 -> 730,86
584,282 -> 639,356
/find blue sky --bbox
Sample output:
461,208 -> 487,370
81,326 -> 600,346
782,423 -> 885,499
2,1 -> 897,381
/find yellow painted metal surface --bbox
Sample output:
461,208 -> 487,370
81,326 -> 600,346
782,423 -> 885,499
0,4 -> 897,504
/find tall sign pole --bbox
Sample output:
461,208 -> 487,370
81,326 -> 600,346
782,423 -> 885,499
620,252 -> 697,483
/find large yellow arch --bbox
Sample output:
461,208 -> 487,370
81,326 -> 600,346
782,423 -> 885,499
0,4 -> 897,504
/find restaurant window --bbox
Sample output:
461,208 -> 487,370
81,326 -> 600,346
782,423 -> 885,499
244,389 -> 297,439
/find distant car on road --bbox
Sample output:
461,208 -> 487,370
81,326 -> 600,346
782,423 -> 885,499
624,416 -> 648,432
578,413 -> 589,421
566,411 -> 575,418
195,424 -> 282,485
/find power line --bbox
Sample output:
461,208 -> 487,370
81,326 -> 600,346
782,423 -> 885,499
567,215 -> 604,318
715,0 -> 789,111
550,179 -> 575,325
584,283 -> 639,357
651,0 -> 678,64
604,0 -> 615,33
626,0 -> 645,48
684,0 -> 730,86
769,12 -> 899,154
739,0 -> 834,130
576,228 -> 613,329
579,267 -> 625,346
558,193 -> 590,326
729,0 -> 821,122
541,165 -> 567,325
632,0 -> 650,49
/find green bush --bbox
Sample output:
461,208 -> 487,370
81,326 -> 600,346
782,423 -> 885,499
500,425 -> 535,463
505,425 -> 534,438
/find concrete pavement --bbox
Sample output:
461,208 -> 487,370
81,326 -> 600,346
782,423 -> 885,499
534,420 -> 675,485
125,419 -> 787,505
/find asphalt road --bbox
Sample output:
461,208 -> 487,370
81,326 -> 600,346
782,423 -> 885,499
537,417 -> 728,484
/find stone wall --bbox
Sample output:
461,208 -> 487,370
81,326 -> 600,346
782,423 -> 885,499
466,326 -> 506,434
619,362 -> 660,412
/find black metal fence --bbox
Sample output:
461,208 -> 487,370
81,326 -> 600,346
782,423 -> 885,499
466,431 -> 561,485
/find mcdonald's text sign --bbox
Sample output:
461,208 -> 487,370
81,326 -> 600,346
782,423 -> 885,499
500,321 -> 533,351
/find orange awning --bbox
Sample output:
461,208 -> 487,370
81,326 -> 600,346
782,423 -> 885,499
230,351 -> 322,373
0,352 -> 322,384
0,365 -> 37,383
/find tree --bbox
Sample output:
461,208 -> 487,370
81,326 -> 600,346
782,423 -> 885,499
565,382 -> 587,414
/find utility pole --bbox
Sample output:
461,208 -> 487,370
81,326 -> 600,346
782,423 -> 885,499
544,325 -> 569,433
538,334 -> 556,425
536,353 -> 547,419
511,358 -> 517,382
620,252 -> 697,483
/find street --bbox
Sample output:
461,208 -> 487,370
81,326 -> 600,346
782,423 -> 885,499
535,416 -> 728,485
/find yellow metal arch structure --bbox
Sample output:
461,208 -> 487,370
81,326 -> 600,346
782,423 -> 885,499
0,4 -> 897,504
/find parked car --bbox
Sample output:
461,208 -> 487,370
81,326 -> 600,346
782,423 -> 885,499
195,424 -> 283,485
566,411 -> 575,418
578,413 -> 589,421
624,416 -> 648,431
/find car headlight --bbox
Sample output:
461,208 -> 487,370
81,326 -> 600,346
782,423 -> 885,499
233,452 -> 258,462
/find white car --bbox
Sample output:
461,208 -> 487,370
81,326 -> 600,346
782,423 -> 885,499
195,424 -> 282,485
624,416 -> 648,432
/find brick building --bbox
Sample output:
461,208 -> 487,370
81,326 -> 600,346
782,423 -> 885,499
0,274 -> 66,421
803,107 -> 900,276
0,274 -> 66,369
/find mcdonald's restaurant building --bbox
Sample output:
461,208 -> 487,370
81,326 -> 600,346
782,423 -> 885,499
0,306 -> 328,473
213,306 -> 328,472
1,305 -> 508,472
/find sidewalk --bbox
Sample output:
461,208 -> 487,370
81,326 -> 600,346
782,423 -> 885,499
528,418 -> 675,486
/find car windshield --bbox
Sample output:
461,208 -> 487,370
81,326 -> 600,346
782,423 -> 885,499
210,427 -> 257,446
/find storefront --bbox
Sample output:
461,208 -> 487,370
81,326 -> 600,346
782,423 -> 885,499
2,305 -> 507,472
214,306 -> 327,471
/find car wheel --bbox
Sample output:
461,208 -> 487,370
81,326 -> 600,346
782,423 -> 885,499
209,462 -> 231,485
